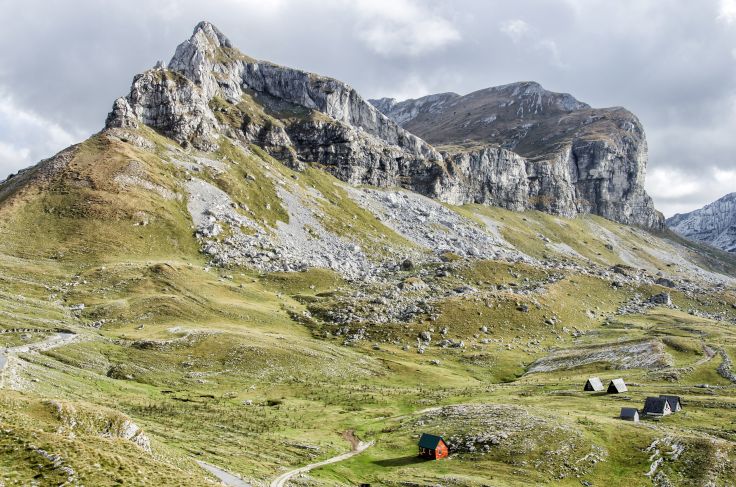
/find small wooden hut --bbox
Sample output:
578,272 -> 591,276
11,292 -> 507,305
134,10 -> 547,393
607,378 -> 628,393
643,397 -> 672,416
584,377 -> 604,392
418,433 -> 449,460
620,407 -> 639,422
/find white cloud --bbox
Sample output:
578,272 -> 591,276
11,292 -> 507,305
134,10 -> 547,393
712,168 -> 736,196
499,18 -> 565,68
352,0 -> 460,57
647,167 -> 702,200
647,166 -> 736,217
0,142 -> 30,171
500,19 -> 530,43
376,74 -> 430,101
0,96 -> 77,147
536,39 -> 564,67
719,0 -> 736,23
0,92 -> 80,178
219,0 -> 287,17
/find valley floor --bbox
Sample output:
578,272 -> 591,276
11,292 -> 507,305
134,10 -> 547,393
1,245 -> 736,486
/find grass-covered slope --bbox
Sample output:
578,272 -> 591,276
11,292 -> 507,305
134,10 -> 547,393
1,124 -> 736,486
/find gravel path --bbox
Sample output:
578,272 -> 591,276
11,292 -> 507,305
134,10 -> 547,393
695,345 -> 717,367
196,461 -> 251,487
0,332 -> 78,388
270,440 -> 373,487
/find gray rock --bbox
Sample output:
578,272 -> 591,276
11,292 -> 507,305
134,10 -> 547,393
647,292 -> 672,306
655,277 -> 676,288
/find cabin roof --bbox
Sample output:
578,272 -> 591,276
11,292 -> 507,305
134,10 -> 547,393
608,378 -> 628,392
620,407 -> 639,418
586,377 -> 604,390
660,395 -> 681,409
418,433 -> 444,449
644,397 -> 669,414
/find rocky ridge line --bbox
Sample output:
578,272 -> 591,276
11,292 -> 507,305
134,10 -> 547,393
106,21 -> 662,229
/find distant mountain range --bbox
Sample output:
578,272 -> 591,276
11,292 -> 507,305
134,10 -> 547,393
667,193 -> 736,253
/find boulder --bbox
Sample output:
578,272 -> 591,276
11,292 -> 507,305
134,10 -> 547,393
648,292 -> 672,306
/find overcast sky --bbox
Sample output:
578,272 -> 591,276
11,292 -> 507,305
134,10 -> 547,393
1,0 -> 735,217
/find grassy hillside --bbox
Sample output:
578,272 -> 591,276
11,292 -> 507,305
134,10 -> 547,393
1,126 -> 735,486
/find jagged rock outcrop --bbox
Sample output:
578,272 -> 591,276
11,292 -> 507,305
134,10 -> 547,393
371,83 -> 663,228
107,21 -> 441,186
428,146 -> 531,211
106,68 -> 220,151
106,21 -> 662,229
667,193 -> 736,252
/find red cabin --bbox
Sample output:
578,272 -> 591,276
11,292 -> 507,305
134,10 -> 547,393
418,433 -> 449,460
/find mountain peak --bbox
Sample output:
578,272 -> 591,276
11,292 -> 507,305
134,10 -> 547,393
470,81 -> 590,112
166,21 -> 245,102
191,21 -> 232,49
667,192 -> 736,253
169,20 -> 236,74
370,82 -> 661,228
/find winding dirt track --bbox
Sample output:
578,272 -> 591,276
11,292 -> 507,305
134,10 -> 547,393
196,461 -> 251,487
0,332 -> 78,387
270,440 -> 374,487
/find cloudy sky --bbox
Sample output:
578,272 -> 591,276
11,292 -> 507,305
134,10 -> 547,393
1,0 -> 734,217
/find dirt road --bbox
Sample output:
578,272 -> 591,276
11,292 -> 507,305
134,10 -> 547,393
196,461 -> 251,487
0,331 -> 78,387
270,438 -> 373,487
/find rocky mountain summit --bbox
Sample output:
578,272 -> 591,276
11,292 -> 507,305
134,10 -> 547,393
371,83 -> 663,228
107,21 -> 661,229
107,21 -> 441,190
667,193 -> 736,253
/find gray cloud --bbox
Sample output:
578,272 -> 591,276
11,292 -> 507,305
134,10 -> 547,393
0,0 -> 734,216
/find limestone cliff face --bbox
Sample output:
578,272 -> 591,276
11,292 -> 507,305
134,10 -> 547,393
371,83 -> 663,229
106,68 -> 220,151
428,147 -> 532,211
423,141 -> 658,228
667,193 -> 736,252
566,135 -> 661,229
425,145 -> 581,218
106,21 -> 662,229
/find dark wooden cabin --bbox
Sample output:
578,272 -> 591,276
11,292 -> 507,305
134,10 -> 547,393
418,433 -> 449,459
643,396 -> 672,416
620,407 -> 640,422
660,395 -> 682,412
